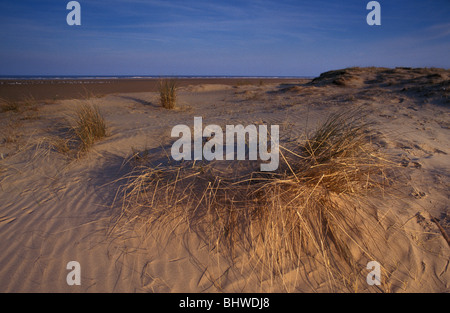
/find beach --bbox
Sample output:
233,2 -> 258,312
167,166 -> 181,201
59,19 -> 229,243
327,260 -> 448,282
0,67 -> 449,292
0,78 -> 303,102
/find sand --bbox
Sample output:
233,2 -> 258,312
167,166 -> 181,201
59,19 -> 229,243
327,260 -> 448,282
0,68 -> 448,292
0,77 -> 299,102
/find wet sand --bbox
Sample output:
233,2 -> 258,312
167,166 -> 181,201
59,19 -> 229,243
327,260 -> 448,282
0,78 -> 306,101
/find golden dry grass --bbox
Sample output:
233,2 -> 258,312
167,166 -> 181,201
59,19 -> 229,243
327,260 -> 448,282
0,98 -> 20,113
0,96 -> 40,114
42,103 -> 107,158
73,103 -> 107,152
159,79 -> 177,109
110,110 -> 397,291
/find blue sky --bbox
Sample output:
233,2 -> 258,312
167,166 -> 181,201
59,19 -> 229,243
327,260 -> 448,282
0,0 -> 449,76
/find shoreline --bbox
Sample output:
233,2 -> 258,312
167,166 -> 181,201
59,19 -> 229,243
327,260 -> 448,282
0,77 -> 309,102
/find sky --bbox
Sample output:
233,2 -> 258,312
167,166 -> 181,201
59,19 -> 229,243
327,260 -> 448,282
0,0 -> 449,76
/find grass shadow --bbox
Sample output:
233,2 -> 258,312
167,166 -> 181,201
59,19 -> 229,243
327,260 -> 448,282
118,95 -> 159,108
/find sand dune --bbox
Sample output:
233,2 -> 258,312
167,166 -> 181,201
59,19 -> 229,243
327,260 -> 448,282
0,68 -> 448,292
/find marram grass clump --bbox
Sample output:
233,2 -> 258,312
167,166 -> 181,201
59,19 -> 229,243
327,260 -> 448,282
0,98 -> 20,113
52,102 -> 108,157
247,111 -> 392,283
112,110 -> 395,291
74,103 -> 107,152
159,79 -> 177,109
36,102 -> 107,160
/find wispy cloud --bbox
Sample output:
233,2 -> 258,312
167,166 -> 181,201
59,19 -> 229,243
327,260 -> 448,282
1,0 -> 449,75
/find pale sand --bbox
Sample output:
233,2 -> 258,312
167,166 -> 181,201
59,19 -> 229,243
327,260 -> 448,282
0,67 -> 449,292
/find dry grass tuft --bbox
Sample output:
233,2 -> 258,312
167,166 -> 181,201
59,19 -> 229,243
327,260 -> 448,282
245,110 -> 393,285
0,96 -> 40,114
0,98 -> 20,113
1,121 -> 21,144
111,110 -> 396,291
289,110 -> 387,193
44,103 -> 107,158
159,79 -> 177,109
73,103 -> 107,153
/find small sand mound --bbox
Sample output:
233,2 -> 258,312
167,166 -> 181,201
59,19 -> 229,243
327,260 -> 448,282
185,84 -> 233,93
